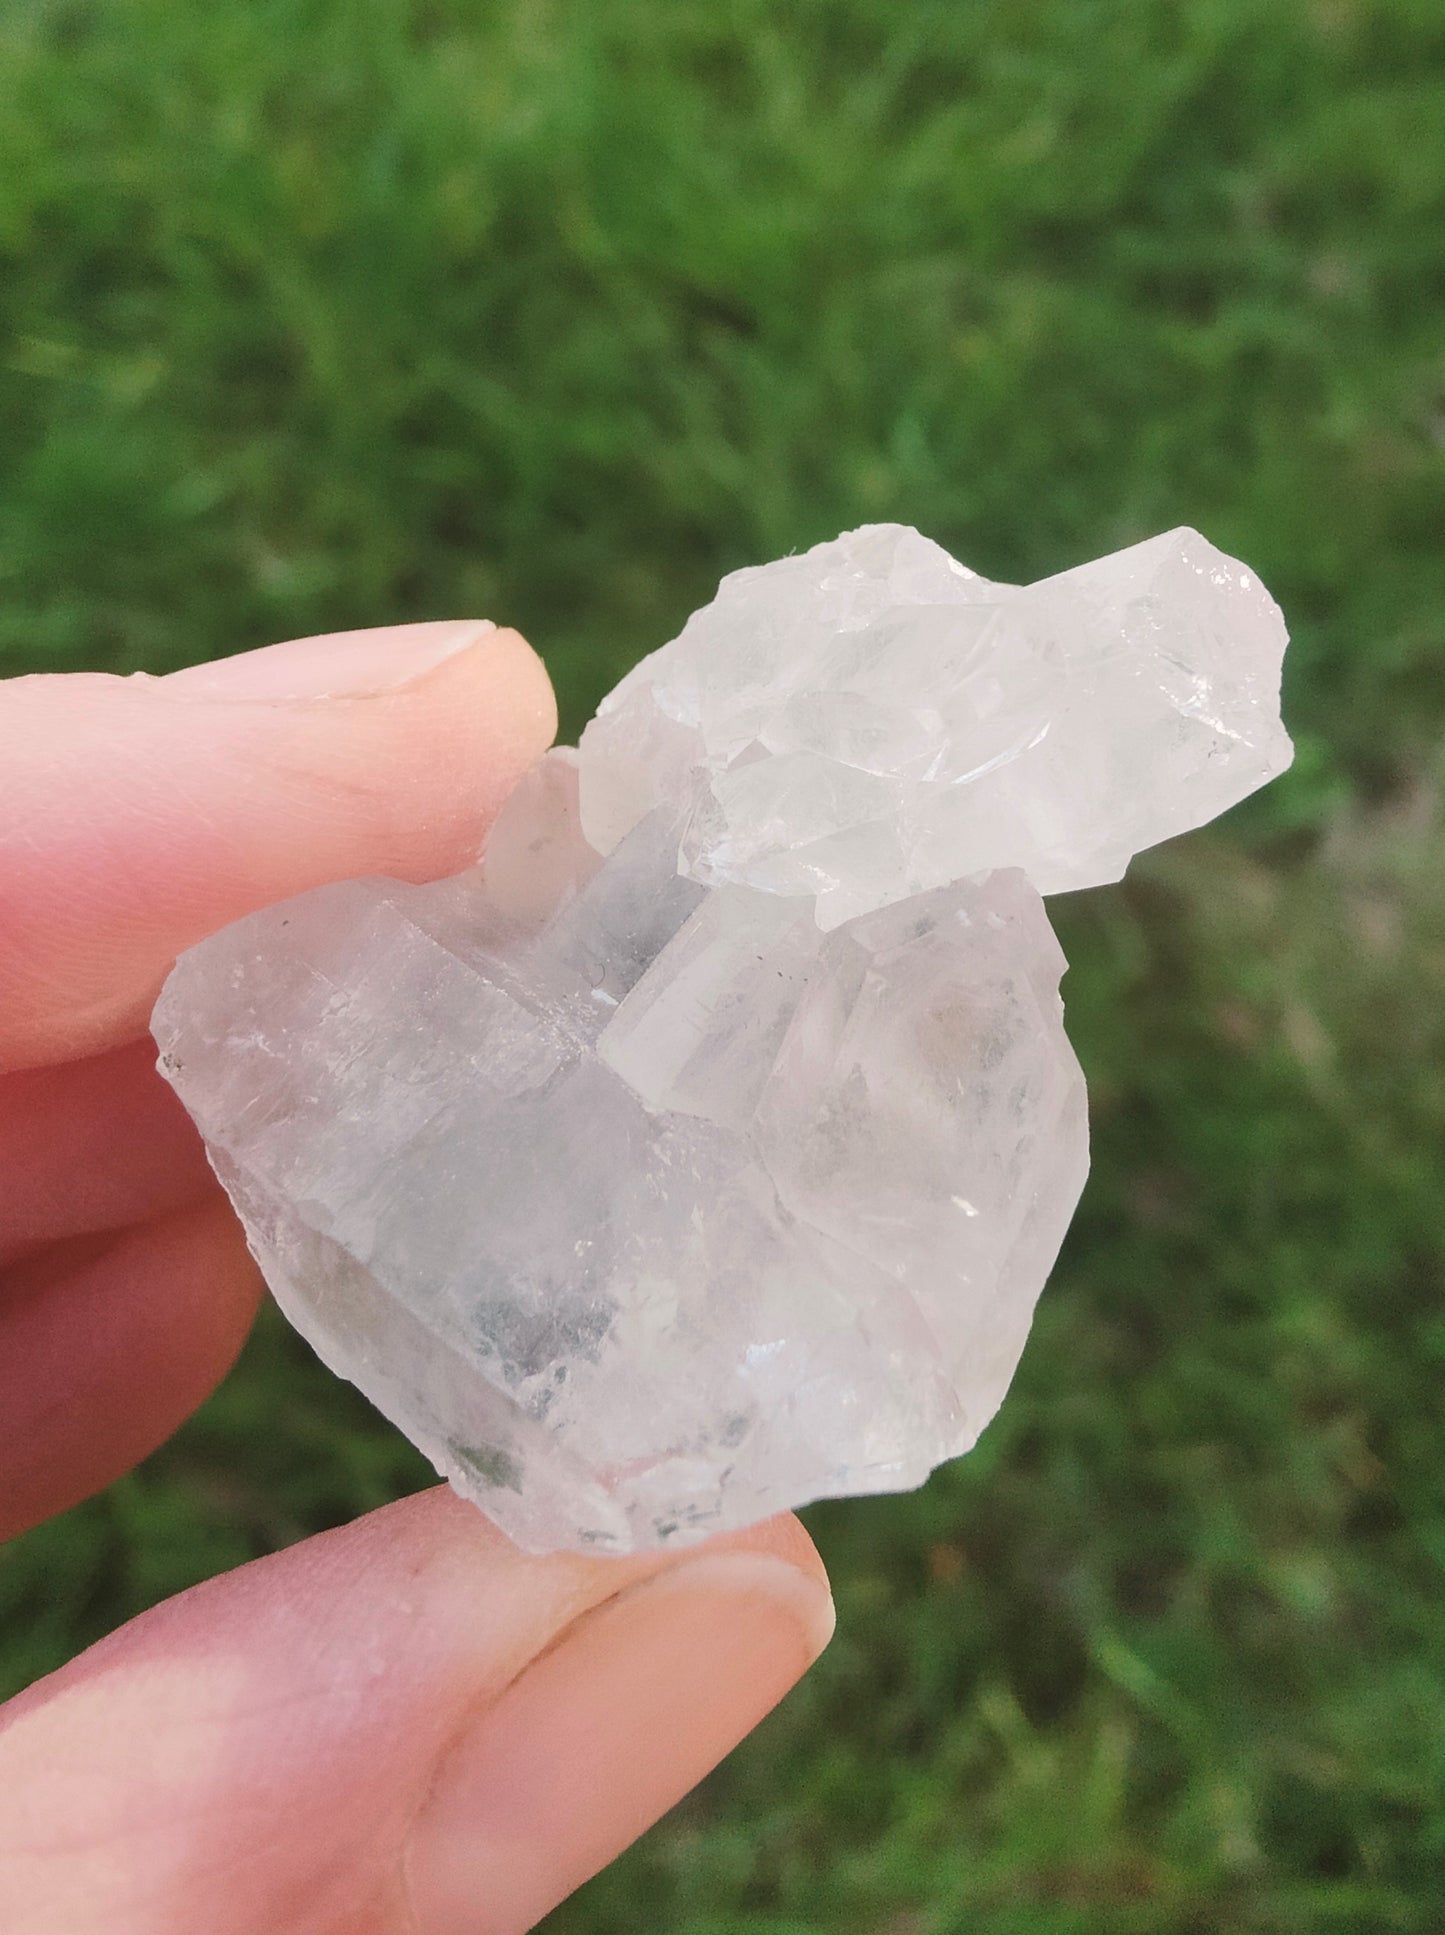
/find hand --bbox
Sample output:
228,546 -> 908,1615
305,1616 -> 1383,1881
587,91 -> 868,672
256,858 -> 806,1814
0,624 -> 835,1935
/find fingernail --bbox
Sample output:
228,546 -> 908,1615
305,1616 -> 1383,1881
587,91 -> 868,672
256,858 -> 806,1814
403,1551 -> 835,1935
157,620 -> 498,703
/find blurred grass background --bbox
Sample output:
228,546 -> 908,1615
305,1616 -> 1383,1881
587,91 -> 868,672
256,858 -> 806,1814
2,0 -> 1443,1927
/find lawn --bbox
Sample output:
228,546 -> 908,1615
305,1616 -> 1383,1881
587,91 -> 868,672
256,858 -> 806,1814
2,0 -> 1444,1927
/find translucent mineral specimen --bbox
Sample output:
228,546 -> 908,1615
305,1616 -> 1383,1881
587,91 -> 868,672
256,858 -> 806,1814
153,525 -> 1291,1552
583,524 -> 1293,922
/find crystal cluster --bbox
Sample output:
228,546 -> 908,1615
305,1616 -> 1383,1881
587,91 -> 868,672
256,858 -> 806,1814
153,525 -> 1291,1552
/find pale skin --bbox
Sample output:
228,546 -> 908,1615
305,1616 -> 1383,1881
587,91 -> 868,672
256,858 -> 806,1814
0,622 -> 835,1935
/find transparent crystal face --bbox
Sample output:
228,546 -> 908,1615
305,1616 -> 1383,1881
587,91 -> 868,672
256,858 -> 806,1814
154,524 -> 1291,1552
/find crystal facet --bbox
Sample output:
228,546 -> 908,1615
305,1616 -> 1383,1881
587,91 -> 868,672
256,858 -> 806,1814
153,524 -> 1291,1552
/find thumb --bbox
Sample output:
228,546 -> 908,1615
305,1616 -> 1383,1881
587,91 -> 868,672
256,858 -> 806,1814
0,1488 -> 834,1935
0,622 -> 556,1073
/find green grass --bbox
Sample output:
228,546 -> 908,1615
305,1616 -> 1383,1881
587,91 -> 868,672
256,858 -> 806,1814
2,1 -> 1444,1927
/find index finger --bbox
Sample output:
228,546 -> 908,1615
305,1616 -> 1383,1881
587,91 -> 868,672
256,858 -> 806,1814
0,623 -> 557,1073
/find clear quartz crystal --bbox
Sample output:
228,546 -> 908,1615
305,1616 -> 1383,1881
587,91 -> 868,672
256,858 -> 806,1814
154,524 -> 1291,1552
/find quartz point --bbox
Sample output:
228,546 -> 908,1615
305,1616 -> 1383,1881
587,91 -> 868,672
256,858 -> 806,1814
153,525 -> 1291,1552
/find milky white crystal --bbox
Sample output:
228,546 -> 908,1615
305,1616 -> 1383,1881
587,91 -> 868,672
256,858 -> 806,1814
153,525 -> 1291,1552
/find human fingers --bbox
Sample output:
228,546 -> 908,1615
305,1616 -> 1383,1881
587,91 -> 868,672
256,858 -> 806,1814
0,1197 -> 263,1540
0,1487 -> 835,1935
0,1040 -> 215,1263
0,621 -> 556,1074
